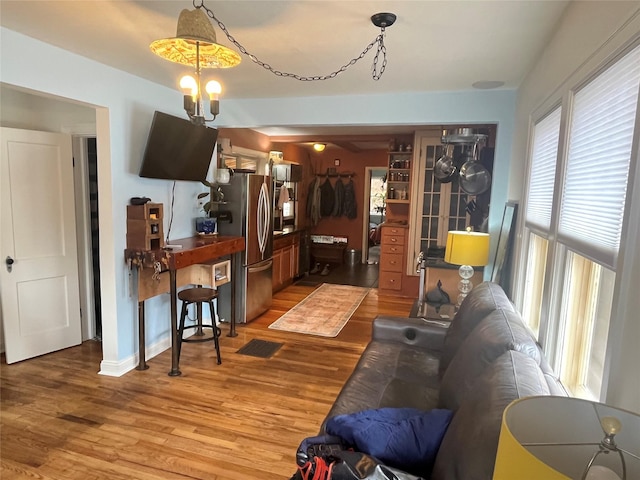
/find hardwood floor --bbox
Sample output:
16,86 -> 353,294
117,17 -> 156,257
1,283 -> 414,480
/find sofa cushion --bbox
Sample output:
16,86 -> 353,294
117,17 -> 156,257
326,407 -> 453,477
431,351 -> 551,480
439,282 -> 516,377
321,341 -> 441,431
438,309 -> 541,411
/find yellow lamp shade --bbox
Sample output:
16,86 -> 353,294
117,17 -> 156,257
493,396 -> 639,480
444,230 -> 490,266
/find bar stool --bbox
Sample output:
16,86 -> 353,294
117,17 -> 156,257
177,287 -> 222,365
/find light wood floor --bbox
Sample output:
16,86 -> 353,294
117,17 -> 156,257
1,283 -> 414,480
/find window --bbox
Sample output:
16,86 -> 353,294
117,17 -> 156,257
557,251 -> 615,399
521,107 -> 561,336
521,232 -> 548,337
519,42 -> 640,400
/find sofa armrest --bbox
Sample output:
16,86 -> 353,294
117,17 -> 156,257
372,315 -> 448,351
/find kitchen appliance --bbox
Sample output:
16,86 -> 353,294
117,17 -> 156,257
216,173 -> 273,323
272,163 -> 301,231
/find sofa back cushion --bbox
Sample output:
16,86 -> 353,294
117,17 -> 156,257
438,309 -> 541,411
431,351 -> 550,480
439,282 -> 516,377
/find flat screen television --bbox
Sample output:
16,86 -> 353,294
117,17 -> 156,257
139,111 -> 218,182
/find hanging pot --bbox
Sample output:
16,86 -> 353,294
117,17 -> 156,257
434,145 -> 456,183
459,160 -> 491,195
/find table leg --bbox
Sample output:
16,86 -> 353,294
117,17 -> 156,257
136,301 -> 149,370
227,252 -> 238,337
168,268 -> 182,376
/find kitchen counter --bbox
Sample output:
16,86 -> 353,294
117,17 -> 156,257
273,226 -> 305,237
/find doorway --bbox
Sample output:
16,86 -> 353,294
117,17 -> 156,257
362,167 -> 387,265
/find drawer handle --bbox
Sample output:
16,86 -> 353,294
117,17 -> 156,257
389,279 -> 395,283
391,238 -> 397,242
390,261 -> 396,265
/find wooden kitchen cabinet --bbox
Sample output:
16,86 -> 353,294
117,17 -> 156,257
272,232 -> 301,292
378,224 -> 407,293
293,242 -> 300,278
272,248 -> 283,291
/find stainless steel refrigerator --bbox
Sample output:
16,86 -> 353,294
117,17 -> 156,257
216,173 -> 273,323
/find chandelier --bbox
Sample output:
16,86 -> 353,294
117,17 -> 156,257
150,1 -> 397,125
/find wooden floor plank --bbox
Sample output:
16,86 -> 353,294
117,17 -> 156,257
1,283 -> 414,479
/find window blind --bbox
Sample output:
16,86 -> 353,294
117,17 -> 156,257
558,44 -> 640,269
525,107 -> 561,231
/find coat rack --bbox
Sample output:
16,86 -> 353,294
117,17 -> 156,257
315,170 -> 356,178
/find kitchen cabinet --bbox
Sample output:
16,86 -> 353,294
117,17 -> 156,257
272,232 -> 301,292
272,248 -> 283,291
378,224 -> 407,293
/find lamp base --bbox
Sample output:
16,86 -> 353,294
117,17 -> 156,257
456,264 -> 475,307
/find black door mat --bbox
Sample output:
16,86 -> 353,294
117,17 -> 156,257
236,339 -> 283,358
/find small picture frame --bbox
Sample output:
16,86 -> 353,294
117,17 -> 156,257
334,159 -> 340,166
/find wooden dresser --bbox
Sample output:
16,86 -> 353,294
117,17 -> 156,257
378,223 -> 408,293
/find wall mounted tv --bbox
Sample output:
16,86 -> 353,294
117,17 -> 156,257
139,111 -> 218,182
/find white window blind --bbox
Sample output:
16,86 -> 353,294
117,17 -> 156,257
525,107 -> 562,231
558,44 -> 640,268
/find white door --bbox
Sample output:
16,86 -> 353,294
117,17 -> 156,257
0,127 -> 82,364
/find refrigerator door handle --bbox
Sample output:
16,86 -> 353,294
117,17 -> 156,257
248,259 -> 273,274
257,182 -> 270,260
257,188 -> 263,257
261,182 -> 271,251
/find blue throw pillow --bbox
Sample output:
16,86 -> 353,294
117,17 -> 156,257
325,407 -> 453,477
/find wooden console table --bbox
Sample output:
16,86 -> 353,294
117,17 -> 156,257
125,235 -> 245,376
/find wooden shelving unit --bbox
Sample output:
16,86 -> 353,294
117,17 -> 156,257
387,151 -> 412,204
126,203 -> 164,250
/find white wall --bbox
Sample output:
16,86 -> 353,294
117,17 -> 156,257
509,2 -> 640,412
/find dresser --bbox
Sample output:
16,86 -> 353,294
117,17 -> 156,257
378,224 -> 408,293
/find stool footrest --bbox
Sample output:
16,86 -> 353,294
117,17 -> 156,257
181,324 -> 222,342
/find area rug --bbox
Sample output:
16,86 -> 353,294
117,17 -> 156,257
268,283 -> 370,337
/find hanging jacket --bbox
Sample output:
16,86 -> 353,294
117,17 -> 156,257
306,177 -> 321,226
320,177 -> 335,217
332,178 -> 345,217
343,178 -> 357,219
314,179 -> 322,225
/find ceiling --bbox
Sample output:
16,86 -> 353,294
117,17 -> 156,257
0,0 -> 569,150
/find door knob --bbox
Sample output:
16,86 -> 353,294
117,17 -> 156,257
6,256 -> 14,273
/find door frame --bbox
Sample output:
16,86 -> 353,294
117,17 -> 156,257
70,135 -> 97,341
361,166 -> 387,264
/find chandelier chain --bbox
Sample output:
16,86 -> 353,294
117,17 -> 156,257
194,0 -> 389,81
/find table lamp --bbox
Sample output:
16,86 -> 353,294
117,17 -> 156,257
444,229 -> 490,306
493,396 -> 640,480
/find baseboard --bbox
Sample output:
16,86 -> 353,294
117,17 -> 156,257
99,335 -> 171,377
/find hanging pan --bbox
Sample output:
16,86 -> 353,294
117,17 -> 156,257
459,160 -> 491,195
434,144 -> 456,183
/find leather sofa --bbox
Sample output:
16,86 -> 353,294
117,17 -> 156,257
318,282 -> 567,480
